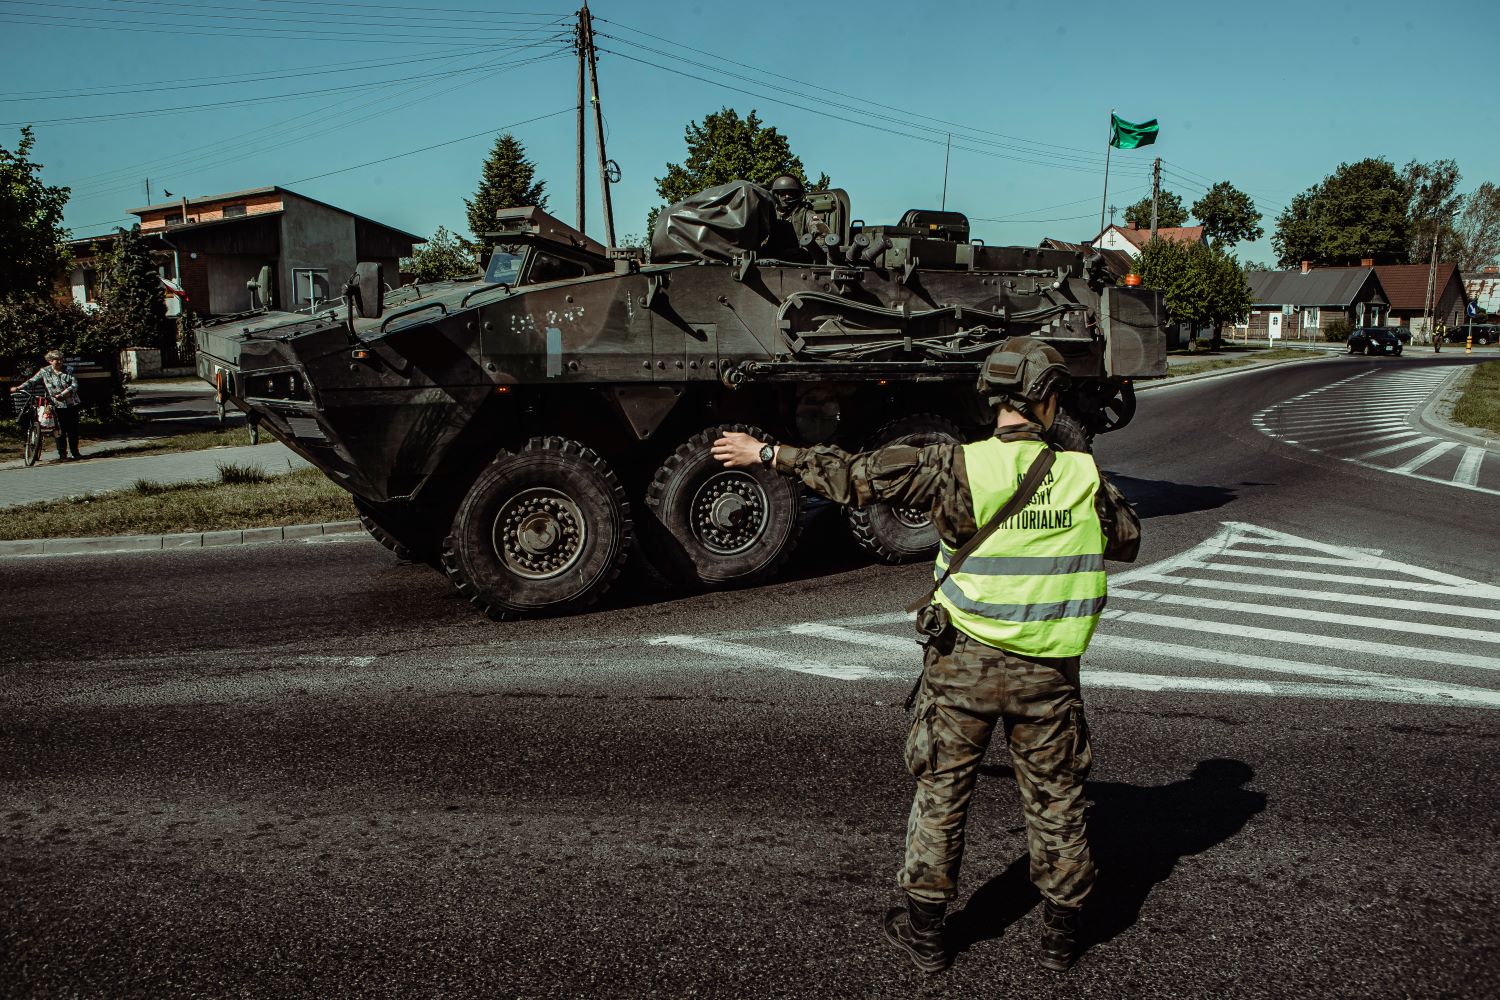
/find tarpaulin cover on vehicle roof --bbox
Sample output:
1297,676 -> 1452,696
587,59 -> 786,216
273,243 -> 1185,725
650,180 -> 774,263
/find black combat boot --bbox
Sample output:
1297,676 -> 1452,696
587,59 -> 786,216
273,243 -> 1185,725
882,897 -> 950,974
1038,900 -> 1082,971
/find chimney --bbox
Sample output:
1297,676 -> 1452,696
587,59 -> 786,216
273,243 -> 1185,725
1300,260 -> 1311,274
1360,258 -> 1374,267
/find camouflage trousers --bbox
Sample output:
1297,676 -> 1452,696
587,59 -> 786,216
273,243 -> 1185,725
899,628 -> 1095,908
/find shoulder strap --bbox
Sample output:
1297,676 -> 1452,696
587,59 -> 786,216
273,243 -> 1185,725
905,446 -> 1056,613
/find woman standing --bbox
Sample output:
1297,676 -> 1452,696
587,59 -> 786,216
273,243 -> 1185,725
10,350 -> 84,460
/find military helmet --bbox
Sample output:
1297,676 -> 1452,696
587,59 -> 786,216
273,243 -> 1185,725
976,336 -> 1070,415
770,174 -> 804,197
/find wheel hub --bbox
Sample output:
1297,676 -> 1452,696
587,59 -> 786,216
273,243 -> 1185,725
493,487 -> 587,580
892,506 -> 931,530
691,472 -> 767,554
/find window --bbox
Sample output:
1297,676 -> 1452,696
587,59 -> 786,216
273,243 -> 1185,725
293,268 -> 331,309
164,212 -> 183,226
221,204 -> 246,218
1302,307 -> 1319,329
526,252 -> 588,284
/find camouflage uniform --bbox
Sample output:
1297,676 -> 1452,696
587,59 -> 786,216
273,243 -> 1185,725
775,423 -> 1108,909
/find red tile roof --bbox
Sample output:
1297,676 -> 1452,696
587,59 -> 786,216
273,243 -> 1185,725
1323,263 -> 1465,311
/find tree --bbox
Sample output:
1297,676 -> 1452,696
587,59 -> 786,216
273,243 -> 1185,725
0,126 -> 71,302
402,226 -> 479,283
1191,181 -> 1263,247
649,107 -> 829,236
1133,237 -> 1252,348
1451,182 -> 1500,271
1402,159 -> 1463,262
98,225 -> 166,350
1122,190 -> 1187,230
465,133 -> 547,246
1273,159 -> 1411,267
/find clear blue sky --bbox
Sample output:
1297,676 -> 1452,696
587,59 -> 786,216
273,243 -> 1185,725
3,0 -> 1497,266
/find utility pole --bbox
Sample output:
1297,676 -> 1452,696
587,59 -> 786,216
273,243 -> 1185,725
575,16 -> 586,235
1108,204 -> 1117,226
580,3 -> 616,247
1150,156 -> 1161,239
145,178 -> 151,205
941,132 -> 951,211
1423,228 -> 1440,343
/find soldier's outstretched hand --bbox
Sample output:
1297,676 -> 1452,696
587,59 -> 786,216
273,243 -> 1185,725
712,431 -> 765,468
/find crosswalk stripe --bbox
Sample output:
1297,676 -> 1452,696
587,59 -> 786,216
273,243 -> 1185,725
1213,551 -> 1384,568
1174,560 -> 1487,595
1102,609 -> 1500,673
1357,437 -> 1433,460
1084,672 -> 1500,706
1453,446 -> 1486,486
1110,588 -> 1500,645
649,634 -> 897,680
1121,574 -> 1496,620
1089,636 -> 1500,705
785,623 -> 916,652
1393,440 -> 1457,473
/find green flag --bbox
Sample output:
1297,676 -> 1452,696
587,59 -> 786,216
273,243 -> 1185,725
1110,114 -> 1159,150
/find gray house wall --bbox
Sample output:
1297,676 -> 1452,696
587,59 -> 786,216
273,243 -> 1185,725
280,195 -> 356,309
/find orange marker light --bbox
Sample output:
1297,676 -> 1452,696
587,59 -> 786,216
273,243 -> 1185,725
494,386 -> 511,394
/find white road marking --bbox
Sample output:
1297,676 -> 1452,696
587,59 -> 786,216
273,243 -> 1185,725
648,634 -> 898,680
785,623 -> 916,652
1171,561 -> 1486,595
1111,588 -> 1500,646
1454,446 -> 1486,487
1103,609 -> 1500,673
1122,574 -> 1497,621
1356,437 -> 1433,460
1392,440 -> 1458,473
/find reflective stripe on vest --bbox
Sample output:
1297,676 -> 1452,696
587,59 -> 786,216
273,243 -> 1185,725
933,437 -> 1106,657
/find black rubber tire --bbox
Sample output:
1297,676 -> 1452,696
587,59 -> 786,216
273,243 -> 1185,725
23,419 -> 41,467
644,424 -> 801,590
442,437 -> 632,619
845,413 -> 961,564
354,497 -> 443,565
1049,409 -> 1092,454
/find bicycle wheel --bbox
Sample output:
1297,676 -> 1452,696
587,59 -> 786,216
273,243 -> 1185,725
23,418 -> 42,466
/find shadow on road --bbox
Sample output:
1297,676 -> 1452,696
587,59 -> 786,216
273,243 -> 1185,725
1105,474 -> 1239,519
947,758 -> 1266,954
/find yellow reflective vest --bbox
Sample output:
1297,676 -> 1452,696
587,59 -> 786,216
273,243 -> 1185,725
933,437 -> 1107,657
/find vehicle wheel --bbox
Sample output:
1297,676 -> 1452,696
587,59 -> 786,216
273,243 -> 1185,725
23,419 -> 41,467
1480,335 -> 1491,346
846,414 -> 961,564
1394,347 -> 1403,356
1049,409 -> 1092,454
644,424 -> 801,589
442,437 -> 632,619
354,497 -> 443,565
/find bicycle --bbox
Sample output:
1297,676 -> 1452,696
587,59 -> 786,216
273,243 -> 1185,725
11,387 -> 57,467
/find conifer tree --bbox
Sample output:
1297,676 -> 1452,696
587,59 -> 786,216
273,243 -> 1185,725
465,133 -> 548,245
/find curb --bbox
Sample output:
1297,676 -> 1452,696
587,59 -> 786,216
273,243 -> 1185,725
1138,351 -> 1335,392
1416,364 -> 1500,452
0,519 -> 364,558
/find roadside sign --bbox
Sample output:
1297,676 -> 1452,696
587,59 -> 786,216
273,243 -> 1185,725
1468,301 -> 1479,317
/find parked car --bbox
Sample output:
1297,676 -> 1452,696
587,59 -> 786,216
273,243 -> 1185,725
1347,328 -> 1404,356
1388,325 -> 1413,345
1447,324 -> 1498,345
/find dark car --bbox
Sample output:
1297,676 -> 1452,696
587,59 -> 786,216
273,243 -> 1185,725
1447,324 -> 1497,345
1347,327 -> 1404,356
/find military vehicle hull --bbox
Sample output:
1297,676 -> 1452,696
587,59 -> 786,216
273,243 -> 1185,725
196,199 -> 1166,619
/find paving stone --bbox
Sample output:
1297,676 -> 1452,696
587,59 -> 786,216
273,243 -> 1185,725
282,523 -> 324,541
201,530 -> 244,547
47,535 -> 162,554
240,526 -> 285,545
161,532 -> 205,549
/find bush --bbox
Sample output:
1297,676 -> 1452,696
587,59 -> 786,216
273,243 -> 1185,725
217,462 -> 269,485
1323,320 -> 1352,343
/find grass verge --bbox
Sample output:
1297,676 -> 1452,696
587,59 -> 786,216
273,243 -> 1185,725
1451,361 -> 1500,434
0,467 -> 356,540
1167,348 -> 1318,379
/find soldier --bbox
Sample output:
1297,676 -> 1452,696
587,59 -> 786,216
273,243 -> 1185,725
1434,321 -> 1445,353
764,174 -> 821,258
713,337 -> 1128,974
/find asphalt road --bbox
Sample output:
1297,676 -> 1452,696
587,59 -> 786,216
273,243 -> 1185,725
3,354 -> 1498,998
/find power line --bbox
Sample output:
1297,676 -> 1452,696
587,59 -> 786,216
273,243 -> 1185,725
101,0 -> 569,20
0,9 -> 565,45
3,0 -> 568,30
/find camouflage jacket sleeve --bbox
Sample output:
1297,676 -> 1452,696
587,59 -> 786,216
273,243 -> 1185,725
774,442 -> 978,543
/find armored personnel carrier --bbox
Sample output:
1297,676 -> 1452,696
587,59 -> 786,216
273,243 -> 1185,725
194,181 -> 1167,619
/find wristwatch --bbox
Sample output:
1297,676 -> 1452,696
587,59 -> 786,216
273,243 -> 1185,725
758,443 -> 775,465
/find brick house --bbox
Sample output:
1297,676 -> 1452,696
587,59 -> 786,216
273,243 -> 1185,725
127,187 -> 423,316
1089,223 -> 1207,258
1242,264 -> 1389,341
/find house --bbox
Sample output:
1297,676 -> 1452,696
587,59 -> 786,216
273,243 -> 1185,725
1321,260 -> 1469,339
1040,238 -> 1134,282
1242,263 -> 1389,341
126,187 -> 423,316
1089,223 -> 1206,258
1464,265 -> 1500,320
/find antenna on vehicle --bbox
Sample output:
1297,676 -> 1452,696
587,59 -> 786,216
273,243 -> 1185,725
246,265 -> 272,312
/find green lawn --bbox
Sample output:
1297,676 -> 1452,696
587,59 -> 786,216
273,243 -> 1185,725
1452,361 -> 1500,434
0,466 -> 357,540
1167,348 -> 1319,379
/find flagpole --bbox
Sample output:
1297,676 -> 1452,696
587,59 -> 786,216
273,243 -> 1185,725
1098,108 -> 1114,246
